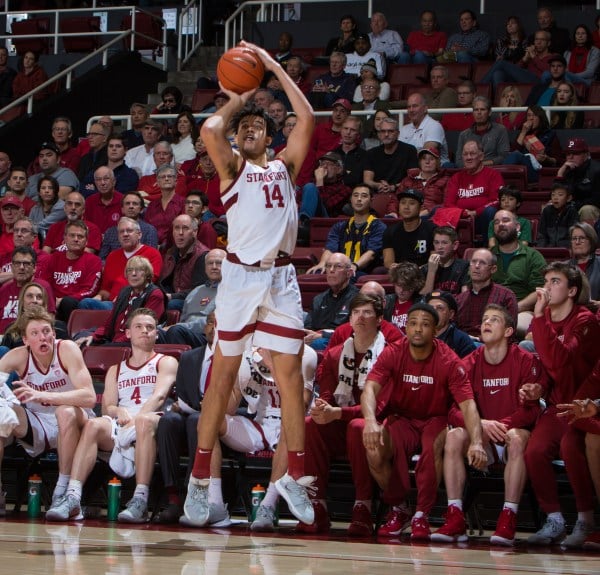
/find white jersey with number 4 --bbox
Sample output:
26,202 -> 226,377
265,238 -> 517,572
222,158 -> 297,265
116,353 -> 164,415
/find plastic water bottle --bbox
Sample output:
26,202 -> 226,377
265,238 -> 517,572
27,474 -> 42,518
107,477 -> 121,521
250,484 -> 265,521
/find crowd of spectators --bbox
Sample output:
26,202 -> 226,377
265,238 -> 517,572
0,4 -> 599,551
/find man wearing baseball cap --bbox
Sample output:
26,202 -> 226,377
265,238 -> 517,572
383,188 -> 436,267
425,290 -> 474,358
0,196 -> 24,254
345,35 -> 386,79
26,142 -> 79,201
556,137 -> 600,209
300,151 -> 351,219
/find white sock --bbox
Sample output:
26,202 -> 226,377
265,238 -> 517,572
504,501 -> 518,513
208,477 -> 223,506
448,499 -> 463,511
578,510 -> 594,524
66,479 -> 82,501
54,474 -> 70,497
547,512 -> 564,524
261,482 -> 279,508
355,499 -> 371,511
133,484 -> 149,503
413,511 -> 425,519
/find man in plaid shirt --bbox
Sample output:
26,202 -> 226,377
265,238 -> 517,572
455,248 -> 517,337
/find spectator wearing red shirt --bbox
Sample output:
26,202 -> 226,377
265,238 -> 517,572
360,303 -> 487,539
398,10 -> 447,65
84,166 -> 123,234
137,142 -> 187,204
181,145 -> 224,217
4,167 -> 36,215
432,304 -> 547,546
444,139 -> 503,240
144,165 -> 185,249
0,195 -> 24,255
47,220 -> 102,321
78,217 -> 162,311
0,246 -> 56,334
297,99 -> 351,188
0,216 -> 46,285
43,191 -> 102,254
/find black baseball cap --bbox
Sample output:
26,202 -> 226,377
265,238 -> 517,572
397,189 -> 424,204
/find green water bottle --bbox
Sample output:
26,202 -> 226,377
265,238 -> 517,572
107,477 -> 121,521
27,474 -> 42,518
250,484 -> 265,521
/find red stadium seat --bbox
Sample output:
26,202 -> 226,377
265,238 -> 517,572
443,63 -> 472,84
11,17 -> 51,55
151,344 -> 191,361
191,89 -> 217,112
492,165 -> 528,190
472,62 -> 493,84
67,309 -> 112,338
121,11 -> 163,52
83,345 -> 130,379
536,247 -> 570,262
60,16 -> 101,53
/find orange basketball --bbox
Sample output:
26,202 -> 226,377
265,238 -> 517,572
217,47 -> 265,94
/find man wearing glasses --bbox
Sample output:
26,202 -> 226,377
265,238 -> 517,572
144,165 -> 185,248
138,141 -> 186,203
0,217 -> 49,283
0,246 -> 56,334
455,248 -> 518,338
363,117 -> 418,193
77,121 -> 109,181
304,252 -> 359,350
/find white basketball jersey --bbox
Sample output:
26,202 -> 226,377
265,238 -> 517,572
238,353 -> 281,424
21,340 -> 76,415
222,159 -> 298,265
116,353 -> 164,415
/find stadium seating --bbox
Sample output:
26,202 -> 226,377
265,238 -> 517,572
67,309 -> 112,338
60,16 -> 101,53
11,17 -> 51,55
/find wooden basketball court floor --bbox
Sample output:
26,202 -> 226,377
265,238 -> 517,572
1,516 -> 598,575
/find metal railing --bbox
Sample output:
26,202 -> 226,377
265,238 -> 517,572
87,104 -> 600,133
223,0 -> 373,51
0,29 -> 153,119
177,0 -> 203,71
0,6 -> 166,59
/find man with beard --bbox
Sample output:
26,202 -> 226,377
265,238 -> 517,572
490,210 -> 546,336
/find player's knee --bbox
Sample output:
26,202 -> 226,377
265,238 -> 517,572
506,428 -> 528,456
444,427 -> 466,456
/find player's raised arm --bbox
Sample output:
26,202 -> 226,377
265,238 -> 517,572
240,40 -> 315,184
200,88 -> 249,183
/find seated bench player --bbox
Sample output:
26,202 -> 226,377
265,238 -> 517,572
361,303 -> 487,539
431,304 -> 547,546
46,308 -> 178,523
297,294 -> 391,536
0,307 -> 96,513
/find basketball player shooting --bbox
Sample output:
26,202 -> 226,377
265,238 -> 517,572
183,41 -> 316,527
